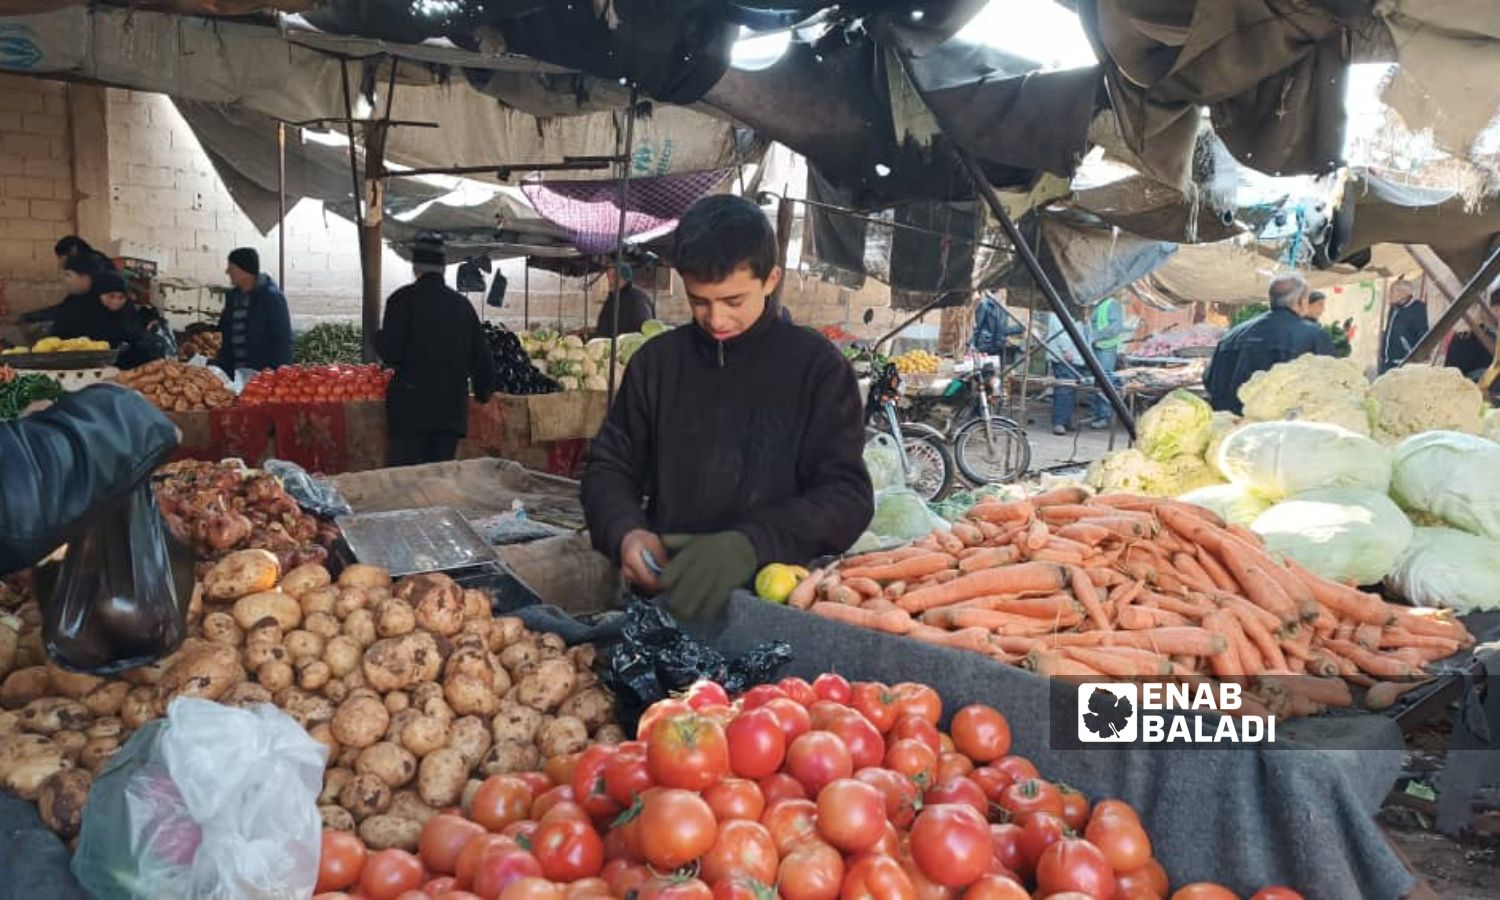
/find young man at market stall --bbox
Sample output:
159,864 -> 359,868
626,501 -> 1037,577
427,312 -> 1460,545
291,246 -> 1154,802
211,248 -> 293,377
20,251 -> 111,330
1381,281 -> 1429,373
1204,273 -> 1334,414
594,260 -> 656,338
376,235 -> 496,467
581,194 -> 873,623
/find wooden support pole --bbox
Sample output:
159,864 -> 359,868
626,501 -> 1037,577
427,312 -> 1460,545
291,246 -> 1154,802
1404,244 -> 1500,364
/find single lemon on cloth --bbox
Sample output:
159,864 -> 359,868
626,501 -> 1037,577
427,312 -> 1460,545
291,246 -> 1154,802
755,564 -> 800,603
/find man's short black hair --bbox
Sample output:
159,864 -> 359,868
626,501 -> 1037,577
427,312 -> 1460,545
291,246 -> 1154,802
55,235 -> 94,257
673,195 -> 778,283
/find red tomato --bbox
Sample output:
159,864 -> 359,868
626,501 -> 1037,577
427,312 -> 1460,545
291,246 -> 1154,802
705,778 -> 767,822
394,891 -> 430,900
602,746 -> 653,808
897,847 -> 959,900
890,716 -> 942,754
851,683 -> 901,734
1084,814 -> 1152,874
360,849 -> 426,900
935,753 -> 975,784
949,706 -> 1012,763
761,798 -> 820,855
924,777 -> 988,820
779,840 -> 846,900
1169,886 -> 1238,900
1058,787 -> 1090,832
603,860 -> 650,896
815,779 -> 887,853
420,815 -> 486,875
812,673 -> 853,705
1115,864 -> 1168,900
998,779 -> 1064,820
891,684 -> 942,725
1035,839 -> 1116,900
425,877 -> 458,895
538,800 -> 588,826
867,821 -> 902,858
687,681 -> 732,710
700,819 -> 780,885
785,731 -> 855,796
991,757 -> 1039,786
778,677 -> 818,706
530,785 -> 576,821
499,877 -> 565,900
638,877 -> 714,900
760,772 -> 809,804
638,699 -> 694,741
532,816 -> 604,882
454,836 -> 518,889
1249,888 -> 1304,900
740,685 -> 788,710
763,698 -> 814,745
827,712 -> 886,770
809,701 -> 850,731
647,713 -> 731,791
986,824 -> 1028,881
637,789 -> 719,870
959,875 -> 1029,900
471,850 -> 544,900
967,767 -> 1010,803
909,804 -> 991,889
884,739 -> 938,787
503,821 -> 539,845
565,878 -> 610,900
726,709 -> 788,779
571,745 -> 623,820
316,831 -> 368,892
1088,800 -> 1140,825
841,854 -> 916,900
854,767 -> 921,829
713,876 -> 778,900
436,891 -> 485,900
1017,813 -> 1068,869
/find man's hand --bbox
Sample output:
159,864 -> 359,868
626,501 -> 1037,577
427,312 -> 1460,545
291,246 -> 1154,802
620,528 -> 669,593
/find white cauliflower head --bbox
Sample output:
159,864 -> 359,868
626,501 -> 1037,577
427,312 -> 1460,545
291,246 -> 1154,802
1086,449 -> 1224,497
1367,364 -> 1484,443
1238,355 -> 1372,435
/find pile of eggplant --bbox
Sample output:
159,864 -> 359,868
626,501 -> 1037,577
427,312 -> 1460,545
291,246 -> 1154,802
483,322 -> 559,395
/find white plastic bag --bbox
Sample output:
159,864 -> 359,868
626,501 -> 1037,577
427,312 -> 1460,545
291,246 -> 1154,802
72,698 -> 326,900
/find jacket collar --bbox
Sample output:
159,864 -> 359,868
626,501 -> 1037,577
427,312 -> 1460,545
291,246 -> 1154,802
687,299 -> 781,363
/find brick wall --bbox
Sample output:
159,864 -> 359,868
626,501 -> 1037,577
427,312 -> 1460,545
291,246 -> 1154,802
0,74 -> 73,320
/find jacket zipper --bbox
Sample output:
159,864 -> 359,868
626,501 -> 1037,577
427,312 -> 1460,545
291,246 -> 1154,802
718,340 -> 725,368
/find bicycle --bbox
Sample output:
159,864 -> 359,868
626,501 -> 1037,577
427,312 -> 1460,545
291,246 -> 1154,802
905,356 -> 1031,485
864,360 -> 955,501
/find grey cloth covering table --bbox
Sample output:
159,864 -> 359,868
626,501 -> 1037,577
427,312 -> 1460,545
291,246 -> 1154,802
698,592 -> 1414,900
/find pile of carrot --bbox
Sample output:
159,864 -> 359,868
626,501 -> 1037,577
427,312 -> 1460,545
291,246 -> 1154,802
788,486 -> 1476,718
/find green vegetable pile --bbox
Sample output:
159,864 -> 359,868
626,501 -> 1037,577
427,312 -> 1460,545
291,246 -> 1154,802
0,373 -> 66,419
293,323 -> 363,365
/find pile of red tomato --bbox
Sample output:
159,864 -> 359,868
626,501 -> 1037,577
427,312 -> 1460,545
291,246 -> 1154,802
239,364 -> 393,405
311,676 -> 1303,900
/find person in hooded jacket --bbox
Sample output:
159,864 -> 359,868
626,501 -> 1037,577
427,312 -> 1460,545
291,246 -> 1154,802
21,253 -> 111,330
1381,281 -> 1429,373
211,248 -> 293,376
582,195 -> 873,623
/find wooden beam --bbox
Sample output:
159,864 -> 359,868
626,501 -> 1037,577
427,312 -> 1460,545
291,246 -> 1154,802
1406,243 -> 1498,328
66,84 -> 110,244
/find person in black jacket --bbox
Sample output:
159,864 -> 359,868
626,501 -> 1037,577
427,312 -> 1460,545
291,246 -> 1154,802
377,236 -> 496,467
211,248 -> 293,376
1,384 -> 178,575
594,263 -> 656,338
22,254 -> 109,330
1204,273 -> 1335,414
581,195 -> 873,622
1381,281 -> 1429,373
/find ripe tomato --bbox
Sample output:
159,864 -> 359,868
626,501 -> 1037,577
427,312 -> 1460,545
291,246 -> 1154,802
637,788 -> 719,870
647,713 -> 731,791
890,716 -> 942,754
762,798 -> 820,855
471,850 -> 544,900
1088,800 -> 1140,825
851,683 -> 901,734
425,877 -> 459,895
602,746 -> 653,807
571,745 -> 624,820
740,685 -> 788,710
687,681 -> 732,710
959,875 -> 1029,900
763,698 -> 814,745
420,815 -> 486,874
1084,813 -> 1151,874
726,709 -> 788,779
779,677 -> 818,706
884,739 -> 938,787
967,767 -> 1010,802
812,674 -> 853,705
815,778 -> 887,853
1034,839 -> 1116,900
998,779 -> 1064,820
1169,886 -> 1238,900
539,800 -> 588,826
530,785 -> 576,820
909,804 -> 991,889
638,877 -> 714,900
706,778 -> 767,822
1058,787 -> 1090,832
1249,888 -> 1304,900
828,712 -> 887,770
565,878 -> 611,900
517,773 -> 553,795
713,876 -> 778,900
779,840 -> 846,900
316,831 -> 368,892
986,824 -> 1028,881
891,684 -> 942,725
544,753 -> 579,788
924,777 -> 988,820
867,821 -> 902,858
935,753 -> 974,783
854,767 -> 921,829
454,836 -> 518,889
701,819 -> 780,885
603,860 -> 651,896
897,846 -> 959,900
359,849 -> 426,900
503,821 -> 540,845
1017,813 -> 1067,869
809,701 -> 850,731
990,756 -> 1039,786
1115,863 -> 1169,899
949,706 -> 1011,763
841,853 -> 916,900
500,877 -> 565,900
638,699 -> 694,741
435,892 -> 486,900
532,816 -> 604,882
785,731 -> 855,796
760,772 -> 809,804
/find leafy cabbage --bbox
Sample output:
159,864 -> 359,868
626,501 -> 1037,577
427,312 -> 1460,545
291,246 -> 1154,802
1205,411 -> 1241,466
1237,355 -> 1372,435
869,488 -> 949,540
1367,364 -> 1484,443
1178,484 -> 1272,527
1384,526 -> 1500,613
1136,390 -> 1214,461
1214,420 -> 1391,500
1250,488 -> 1413,585
1389,430 -> 1500,540
640,320 -> 669,338
1087,449 -> 1222,497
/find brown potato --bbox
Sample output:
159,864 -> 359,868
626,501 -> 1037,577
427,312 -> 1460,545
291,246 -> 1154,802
332,695 -> 390,749
339,772 -> 393,821
160,644 -> 245,704
304,612 -> 342,642
567,644 -> 599,671
280,691 -> 334,728
223,682 -> 274,708
338,564 -> 392,591
323,636 -> 362,677
320,804 -> 356,832
118,657 -> 168,687
285,630 -> 326,662
443,674 -> 498,718
81,681 -> 130,719
201,612 -> 244,647
498,641 -> 540,676
1,666 -> 50,709
280,563 -> 332,599
374,599 -> 417,639
37,769 -> 91,838
232,591 -> 301,632
343,610 -> 377,648
492,617 -> 526,648
384,691 -> 411,714
359,813 -> 422,851
256,660 -> 295,694
79,737 -> 119,773
245,622 -> 284,646
334,587 -> 370,620
512,658 -> 576,712
558,687 -> 614,732
446,716 -> 492,769
417,747 -> 467,807
388,790 -> 440,825
308,723 -> 339,766
243,640 -> 289,671
362,632 -> 443,693
297,660 -> 333,693
3,745 -> 71,800
343,669 -> 367,692
120,687 -> 159,730
0,624 -> 17,681
411,683 -> 444,709
399,715 -> 449,757
479,740 -> 540,777
44,666 -> 103,700
462,589 -> 490,621
203,549 -> 281,601
537,716 -> 589,758
322,678 -> 348,704
443,648 -> 494,688
356,741 -> 418,788
84,718 -> 122,740
417,695 -> 454,725
320,767 -> 355,805
490,701 -> 544,745
395,574 -> 465,637
19,698 -> 90,735
300,586 -> 339,618
537,633 -> 566,655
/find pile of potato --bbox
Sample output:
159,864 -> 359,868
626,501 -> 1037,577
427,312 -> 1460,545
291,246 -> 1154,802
0,552 -> 616,851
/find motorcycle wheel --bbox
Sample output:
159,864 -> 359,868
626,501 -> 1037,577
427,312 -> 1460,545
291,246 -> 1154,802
952,416 -> 1031,485
896,427 -> 955,501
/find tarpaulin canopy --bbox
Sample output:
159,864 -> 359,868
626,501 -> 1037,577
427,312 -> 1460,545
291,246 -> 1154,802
521,169 -> 734,255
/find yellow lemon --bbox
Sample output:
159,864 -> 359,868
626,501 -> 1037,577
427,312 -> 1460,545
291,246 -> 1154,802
790,565 -> 810,581
755,564 -> 800,603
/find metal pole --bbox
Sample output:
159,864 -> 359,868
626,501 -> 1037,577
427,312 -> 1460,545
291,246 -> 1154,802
277,121 -> 287,289
523,260 -> 531,330
339,62 -> 364,228
1404,244 -> 1500,363
954,147 -> 1136,439
606,86 -> 640,408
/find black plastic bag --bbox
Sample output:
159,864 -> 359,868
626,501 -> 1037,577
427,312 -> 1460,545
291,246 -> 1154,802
40,482 -> 191,675
263,459 -> 352,518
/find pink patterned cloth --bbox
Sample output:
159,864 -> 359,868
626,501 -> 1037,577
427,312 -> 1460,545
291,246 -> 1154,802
523,169 -> 731,254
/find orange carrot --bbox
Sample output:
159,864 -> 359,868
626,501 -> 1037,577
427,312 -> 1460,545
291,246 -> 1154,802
810,601 -> 913,633
1194,545 -> 1239,592
1024,519 -> 1050,551
826,584 -> 862,606
862,597 -> 904,614
949,521 -> 984,547
843,577 -> 883,599
841,552 -> 954,583
932,529 -> 964,556
1334,622 -> 1356,643
1088,567 -> 1128,588
958,546 -> 1021,573
1154,499 -> 1227,525
1035,504 -> 1113,523
896,562 -> 1070,613
1200,612 -> 1244,680
1214,592 -> 1282,635
1305,653 -> 1341,678
1118,606 -> 1191,630
1031,549 -> 1086,565
1029,485 -> 1091,507
1225,522 -> 1263,547
1056,522 -> 1112,546
988,594 -> 1084,620
1152,529 -> 1186,554
968,500 -> 1034,524
1159,507 -> 1302,625
1068,566 -> 1111,631
1278,636 -> 1312,662
1145,592 -> 1212,620
1322,638 -> 1423,681
1378,629 -> 1460,655
1025,651 -> 1107,681
883,581 -> 907,600
1051,627 -> 1227,656
914,569 -> 962,588
788,569 -> 823,610
1389,607 -> 1472,644
925,607 -> 1079,635
906,623 -> 1005,655
1222,602 -> 1288,671
1363,679 -> 1432,711
1061,646 -> 1173,678
1084,516 -> 1158,540
1171,552 -> 1217,593
1352,623 -> 1382,650
1044,536 -> 1094,556
975,520 -> 1006,542
1282,558 -> 1393,626
840,545 -> 932,570
1109,579 -> 1144,616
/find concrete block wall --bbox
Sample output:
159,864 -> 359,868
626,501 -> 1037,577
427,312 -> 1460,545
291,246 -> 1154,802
0,74 -> 73,319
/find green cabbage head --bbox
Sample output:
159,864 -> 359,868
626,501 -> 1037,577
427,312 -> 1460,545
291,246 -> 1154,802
1385,526 -> 1500,613
1178,484 -> 1272,527
1390,430 -> 1500,540
1251,487 -> 1413,585
1215,420 -> 1391,501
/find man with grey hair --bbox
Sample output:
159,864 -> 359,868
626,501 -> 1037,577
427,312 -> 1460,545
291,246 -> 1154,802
1204,272 -> 1334,413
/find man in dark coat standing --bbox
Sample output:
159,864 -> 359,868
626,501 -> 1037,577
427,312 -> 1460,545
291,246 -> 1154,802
594,263 -> 656,337
582,195 -> 873,623
1381,281 -> 1429,373
377,236 -> 496,467
1204,273 -> 1335,414
211,248 -> 293,376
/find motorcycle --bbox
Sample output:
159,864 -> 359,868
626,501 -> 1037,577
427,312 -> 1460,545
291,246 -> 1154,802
864,361 -> 955,501
905,357 -> 1031,485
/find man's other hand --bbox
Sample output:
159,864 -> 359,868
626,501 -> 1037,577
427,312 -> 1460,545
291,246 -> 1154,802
620,528 -> 668,593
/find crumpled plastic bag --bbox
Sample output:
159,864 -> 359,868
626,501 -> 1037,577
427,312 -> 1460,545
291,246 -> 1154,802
263,458 -> 353,519
863,434 -> 905,492
72,698 -> 326,900
602,602 -> 792,728
870,487 -> 950,540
